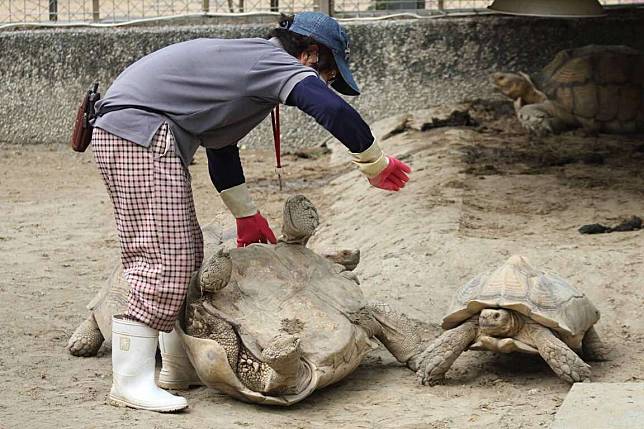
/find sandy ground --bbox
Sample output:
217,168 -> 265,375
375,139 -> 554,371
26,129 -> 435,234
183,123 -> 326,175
1,102 -> 642,428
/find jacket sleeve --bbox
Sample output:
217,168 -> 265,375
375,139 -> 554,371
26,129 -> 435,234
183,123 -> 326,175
206,145 -> 245,192
286,76 -> 374,153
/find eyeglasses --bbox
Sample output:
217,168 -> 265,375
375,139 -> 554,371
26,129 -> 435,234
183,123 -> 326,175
325,70 -> 338,86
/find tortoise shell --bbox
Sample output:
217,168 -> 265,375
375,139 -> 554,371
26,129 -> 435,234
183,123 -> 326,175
179,242 -> 377,404
443,255 -> 600,349
533,45 -> 644,131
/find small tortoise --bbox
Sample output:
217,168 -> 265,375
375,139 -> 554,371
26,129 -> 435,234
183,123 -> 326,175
177,195 -> 429,405
66,223 -> 226,357
66,266 -> 126,356
417,255 -> 609,386
492,45 -> 644,135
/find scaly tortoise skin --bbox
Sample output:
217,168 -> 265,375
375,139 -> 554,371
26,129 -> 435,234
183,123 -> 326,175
492,45 -> 644,135
417,255 -> 610,386
178,195 -> 429,406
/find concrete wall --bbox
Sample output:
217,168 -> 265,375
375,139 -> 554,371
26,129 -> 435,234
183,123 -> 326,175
1,9 -> 643,148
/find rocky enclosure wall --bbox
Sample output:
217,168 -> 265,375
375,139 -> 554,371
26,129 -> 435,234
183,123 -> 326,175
1,10 -> 643,148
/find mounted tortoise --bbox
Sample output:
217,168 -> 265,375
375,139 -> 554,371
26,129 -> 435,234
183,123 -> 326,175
417,255 -> 610,386
492,45 -> 644,135
177,195 -> 430,405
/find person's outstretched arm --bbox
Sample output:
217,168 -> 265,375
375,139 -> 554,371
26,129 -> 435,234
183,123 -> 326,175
286,76 -> 411,191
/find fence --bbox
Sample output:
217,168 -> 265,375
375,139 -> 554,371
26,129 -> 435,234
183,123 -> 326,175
0,0 -> 640,25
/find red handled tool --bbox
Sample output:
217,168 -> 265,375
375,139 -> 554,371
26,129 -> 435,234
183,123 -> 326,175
270,105 -> 283,191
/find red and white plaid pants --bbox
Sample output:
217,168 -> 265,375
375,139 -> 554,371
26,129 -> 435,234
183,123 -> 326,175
92,124 -> 203,332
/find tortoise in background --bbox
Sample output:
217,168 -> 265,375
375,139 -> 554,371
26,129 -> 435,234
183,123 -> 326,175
492,45 -> 644,135
417,255 -> 610,386
178,195 -> 429,405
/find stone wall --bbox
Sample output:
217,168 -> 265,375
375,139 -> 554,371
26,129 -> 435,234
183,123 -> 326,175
1,9 -> 643,147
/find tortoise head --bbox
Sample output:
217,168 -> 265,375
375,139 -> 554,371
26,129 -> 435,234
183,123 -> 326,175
479,308 -> 524,337
490,72 -> 537,101
491,72 -> 548,108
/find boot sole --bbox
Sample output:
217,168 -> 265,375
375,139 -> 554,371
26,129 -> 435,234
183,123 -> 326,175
157,380 -> 204,391
107,394 -> 188,412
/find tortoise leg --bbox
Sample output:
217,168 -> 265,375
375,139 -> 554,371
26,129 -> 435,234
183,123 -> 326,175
525,322 -> 591,383
198,248 -> 232,295
361,304 -> 425,371
320,249 -> 360,271
582,326 -> 611,361
67,314 -> 104,357
416,317 -> 478,386
280,195 -> 320,246
230,333 -> 311,396
260,334 -> 311,395
517,101 -> 578,135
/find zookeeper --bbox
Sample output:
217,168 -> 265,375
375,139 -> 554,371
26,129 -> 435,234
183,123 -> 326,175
89,11 -> 412,412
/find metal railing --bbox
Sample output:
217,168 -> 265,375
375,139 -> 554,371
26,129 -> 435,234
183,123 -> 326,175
336,0 -> 488,15
0,0 -> 640,25
0,0 -> 316,24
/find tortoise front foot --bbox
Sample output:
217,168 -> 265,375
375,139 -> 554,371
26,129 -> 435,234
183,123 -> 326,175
526,322 -> 591,383
582,326 -> 611,362
280,195 -> 320,246
416,318 -> 477,386
517,103 -> 572,136
67,315 -> 104,357
198,249 -> 232,294
366,304 -> 423,370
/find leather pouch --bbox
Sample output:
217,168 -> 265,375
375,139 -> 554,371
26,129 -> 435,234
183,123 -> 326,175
70,82 -> 100,152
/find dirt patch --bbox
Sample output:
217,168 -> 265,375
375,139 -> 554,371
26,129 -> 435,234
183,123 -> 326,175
280,318 -> 305,335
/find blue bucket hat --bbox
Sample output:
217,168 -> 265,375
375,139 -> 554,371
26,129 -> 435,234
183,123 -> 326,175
288,12 -> 360,96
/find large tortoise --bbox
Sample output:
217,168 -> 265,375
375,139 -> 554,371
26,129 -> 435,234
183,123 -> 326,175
492,45 -> 644,135
417,255 -> 610,386
68,195 -> 429,405
66,199 -> 365,358
176,195 -> 430,405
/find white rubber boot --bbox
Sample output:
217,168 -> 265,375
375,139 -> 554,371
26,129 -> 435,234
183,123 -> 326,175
158,328 -> 203,390
108,316 -> 188,412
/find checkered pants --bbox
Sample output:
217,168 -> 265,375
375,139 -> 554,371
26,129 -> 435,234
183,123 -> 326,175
92,124 -> 204,332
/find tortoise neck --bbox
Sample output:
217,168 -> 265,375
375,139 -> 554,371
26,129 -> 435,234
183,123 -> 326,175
524,88 -> 547,104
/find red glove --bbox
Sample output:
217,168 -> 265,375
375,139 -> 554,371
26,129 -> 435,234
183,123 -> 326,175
236,211 -> 277,247
368,156 -> 412,191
